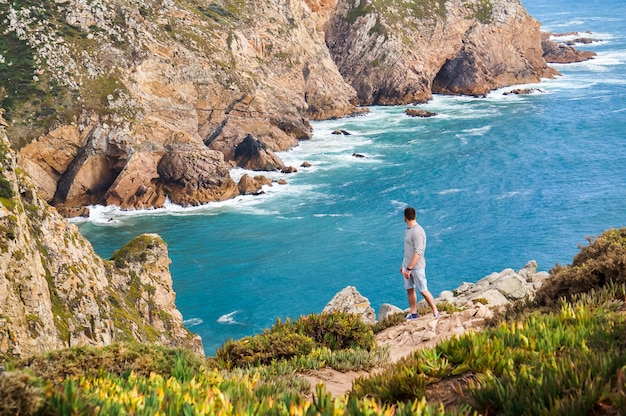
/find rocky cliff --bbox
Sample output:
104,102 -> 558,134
3,0 -> 359,215
0,120 -> 203,360
2,0 -> 560,214
325,0 -> 555,104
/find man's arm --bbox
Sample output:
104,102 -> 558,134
402,252 -> 421,278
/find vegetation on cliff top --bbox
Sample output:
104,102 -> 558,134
0,0 -> 253,147
1,227 -> 625,415
345,0 -> 492,32
111,234 -> 164,268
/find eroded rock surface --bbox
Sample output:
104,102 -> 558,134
0,125 -> 202,359
323,286 -> 377,324
325,0 -> 556,104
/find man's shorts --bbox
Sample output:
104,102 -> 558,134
404,268 -> 428,292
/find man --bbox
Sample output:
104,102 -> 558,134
400,206 -> 439,320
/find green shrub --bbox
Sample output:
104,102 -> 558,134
110,234 -> 161,268
350,355 -> 429,403
19,343 -> 204,383
215,332 -> 315,368
351,283 -> 626,412
292,312 -> 376,351
535,227 -> 626,306
371,311 -> 406,333
0,176 -> 13,199
214,312 -> 376,369
470,349 -> 626,415
0,370 -> 43,416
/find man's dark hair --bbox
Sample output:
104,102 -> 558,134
404,207 -> 416,221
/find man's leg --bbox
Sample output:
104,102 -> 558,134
407,288 -> 417,314
421,290 -> 439,316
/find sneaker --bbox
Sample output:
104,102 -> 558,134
433,312 -> 440,318
405,313 -> 419,320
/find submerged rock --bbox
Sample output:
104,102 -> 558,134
405,108 -> 437,118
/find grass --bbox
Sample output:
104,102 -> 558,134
6,280 -> 624,414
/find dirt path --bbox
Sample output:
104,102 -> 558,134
303,306 -> 490,397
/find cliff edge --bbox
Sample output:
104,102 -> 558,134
0,117 -> 202,360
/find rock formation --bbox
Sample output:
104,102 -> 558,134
541,32 -> 597,63
326,261 -> 548,324
6,0 -> 359,215
3,0 -> 593,215
234,134 -> 285,172
0,124 -> 202,360
325,0 -> 556,104
319,262 -> 550,369
405,109 -> 437,118
433,260 -> 548,308
322,286 -> 376,324
237,174 -> 273,195
503,88 -> 545,95
375,262 -> 549,363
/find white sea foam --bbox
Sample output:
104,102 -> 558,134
313,213 -> 353,218
78,195 -> 272,225
389,199 -> 409,215
438,188 -> 464,195
183,318 -> 203,327
496,191 -> 521,200
462,126 -> 492,136
550,30 -> 614,43
217,311 -> 242,325
71,204 -> 168,226
546,19 -> 586,30
418,96 -> 502,120
454,125 -> 492,144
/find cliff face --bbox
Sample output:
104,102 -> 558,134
0,123 -> 203,359
325,0 -> 556,104
4,0 -> 358,215
2,0 -> 556,214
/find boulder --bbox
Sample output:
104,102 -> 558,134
104,151 -> 166,209
281,166 -> 298,173
469,289 -> 511,306
434,261 -> 549,309
157,140 -> 239,206
503,88 -> 544,95
234,134 -> 286,171
378,303 -> 403,321
237,174 -> 271,195
322,286 -> 376,324
541,37 -> 596,63
405,108 -> 437,118
566,38 -> 595,45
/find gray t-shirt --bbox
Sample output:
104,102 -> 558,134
403,223 -> 426,270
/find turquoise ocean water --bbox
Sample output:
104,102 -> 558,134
75,0 -> 626,355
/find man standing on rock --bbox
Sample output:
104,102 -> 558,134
401,207 -> 439,320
